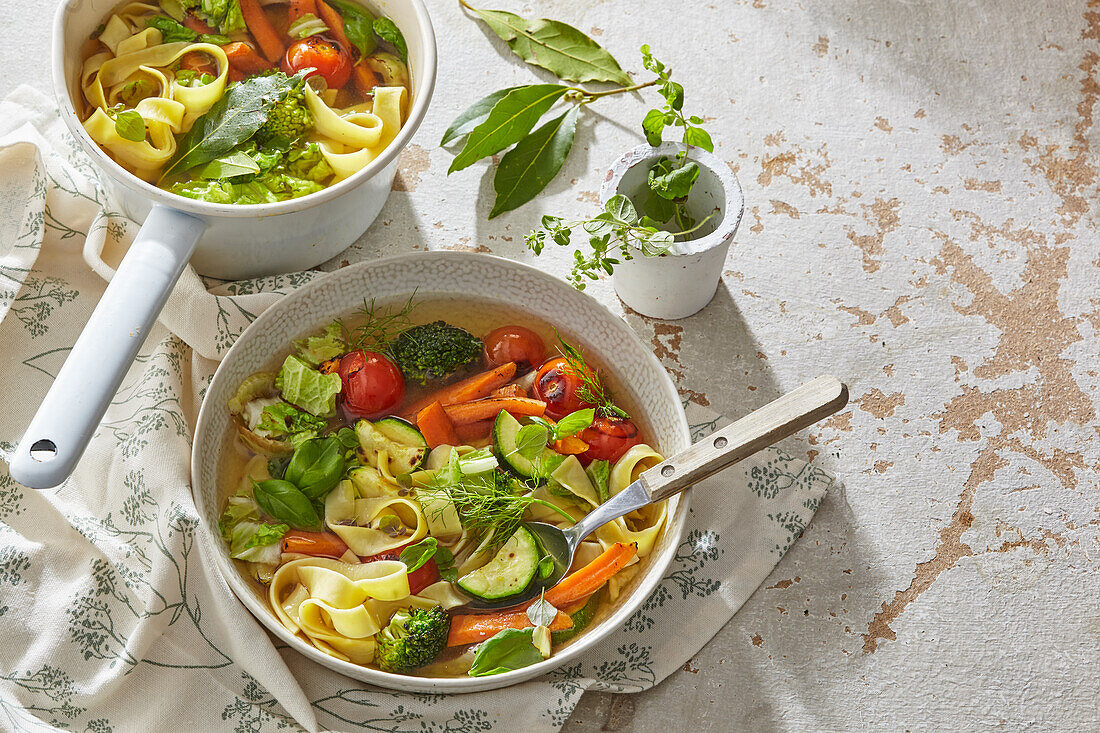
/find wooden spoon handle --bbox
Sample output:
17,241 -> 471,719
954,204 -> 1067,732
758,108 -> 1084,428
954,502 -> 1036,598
638,376 -> 849,502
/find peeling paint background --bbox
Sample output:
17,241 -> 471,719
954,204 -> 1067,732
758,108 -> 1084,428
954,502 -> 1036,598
5,0 -> 1099,729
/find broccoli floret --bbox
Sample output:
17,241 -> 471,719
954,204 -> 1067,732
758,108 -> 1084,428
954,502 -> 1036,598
390,321 -> 482,384
374,606 -> 450,674
257,86 -> 313,142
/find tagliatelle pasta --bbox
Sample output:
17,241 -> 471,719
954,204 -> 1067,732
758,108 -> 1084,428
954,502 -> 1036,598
78,0 -> 411,202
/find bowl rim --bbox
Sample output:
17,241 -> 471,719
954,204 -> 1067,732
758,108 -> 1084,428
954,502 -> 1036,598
191,251 -> 691,692
50,0 -> 437,218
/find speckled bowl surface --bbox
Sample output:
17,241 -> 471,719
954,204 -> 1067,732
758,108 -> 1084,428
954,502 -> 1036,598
191,252 -> 690,692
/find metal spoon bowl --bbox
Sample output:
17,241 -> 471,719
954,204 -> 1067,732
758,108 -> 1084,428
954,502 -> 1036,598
463,375 -> 849,612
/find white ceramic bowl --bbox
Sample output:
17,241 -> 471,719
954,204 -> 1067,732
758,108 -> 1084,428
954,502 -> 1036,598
191,252 -> 691,692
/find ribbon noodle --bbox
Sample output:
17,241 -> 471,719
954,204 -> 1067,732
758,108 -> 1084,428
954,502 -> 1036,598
307,85 -> 408,181
324,476 -> 429,556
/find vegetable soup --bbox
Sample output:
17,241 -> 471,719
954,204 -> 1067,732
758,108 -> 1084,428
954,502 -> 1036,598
218,296 -> 669,677
78,0 -> 410,204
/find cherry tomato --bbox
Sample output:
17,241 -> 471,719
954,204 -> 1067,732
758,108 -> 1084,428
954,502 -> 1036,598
482,325 -> 546,373
338,350 -> 405,417
282,36 -> 352,89
365,545 -> 440,594
532,357 -> 593,420
580,416 -> 642,464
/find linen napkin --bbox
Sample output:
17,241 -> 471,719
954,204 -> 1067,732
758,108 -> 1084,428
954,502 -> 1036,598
0,85 -> 835,732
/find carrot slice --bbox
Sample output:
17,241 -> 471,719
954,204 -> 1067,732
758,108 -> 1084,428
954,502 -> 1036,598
352,62 -> 380,96
400,363 -> 518,419
443,397 -> 547,426
281,530 -> 349,558
183,13 -> 217,35
544,542 -> 636,609
490,384 -> 527,399
288,0 -> 318,23
447,607 -> 573,647
315,0 -> 352,54
238,0 -> 286,63
552,436 -> 589,455
455,419 -> 494,443
179,51 -> 219,77
221,42 -> 273,75
416,401 -> 461,449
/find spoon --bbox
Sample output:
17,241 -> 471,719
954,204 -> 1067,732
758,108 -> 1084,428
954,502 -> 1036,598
466,375 -> 849,611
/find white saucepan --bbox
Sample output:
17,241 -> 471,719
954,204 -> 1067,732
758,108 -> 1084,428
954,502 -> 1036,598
9,0 -> 436,489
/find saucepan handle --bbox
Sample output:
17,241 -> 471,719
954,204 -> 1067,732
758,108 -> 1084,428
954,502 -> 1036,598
639,376 -> 849,502
8,205 -> 205,489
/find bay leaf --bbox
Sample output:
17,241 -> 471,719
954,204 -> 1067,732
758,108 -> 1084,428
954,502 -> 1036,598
448,84 -> 568,173
441,86 -> 520,146
490,106 -> 578,218
162,71 -> 305,180
467,6 -> 633,86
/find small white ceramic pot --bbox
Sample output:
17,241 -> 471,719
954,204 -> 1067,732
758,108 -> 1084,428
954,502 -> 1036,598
600,143 -> 744,320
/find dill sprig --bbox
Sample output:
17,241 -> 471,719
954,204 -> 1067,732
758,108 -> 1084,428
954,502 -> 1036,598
555,332 -> 629,419
338,291 -> 417,353
415,468 -> 573,552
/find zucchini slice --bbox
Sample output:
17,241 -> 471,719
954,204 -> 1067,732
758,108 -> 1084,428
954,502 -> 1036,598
493,411 -> 557,478
551,591 -> 601,645
457,526 -> 539,600
355,418 -> 428,476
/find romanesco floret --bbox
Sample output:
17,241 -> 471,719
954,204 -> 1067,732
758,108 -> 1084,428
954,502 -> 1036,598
389,321 -> 483,384
258,87 -> 313,141
374,606 -> 450,674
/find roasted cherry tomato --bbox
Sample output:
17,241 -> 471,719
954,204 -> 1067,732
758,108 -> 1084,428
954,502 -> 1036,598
365,545 -> 440,594
282,36 -> 352,89
338,350 -> 405,417
532,356 -> 593,420
580,416 -> 642,464
482,325 -> 546,373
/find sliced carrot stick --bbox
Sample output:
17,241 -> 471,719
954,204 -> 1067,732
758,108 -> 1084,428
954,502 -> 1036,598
315,0 -> 352,54
221,42 -> 273,75
552,436 -> 589,455
238,0 -> 286,63
455,419 -> 493,443
447,607 -> 573,647
288,0 -> 318,23
281,531 -> 349,558
352,62 -> 380,97
400,363 -> 517,419
179,51 -> 219,77
544,542 -> 636,609
443,397 -> 547,426
490,384 -> 527,399
416,401 -> 461,449
183,13 -> 217,35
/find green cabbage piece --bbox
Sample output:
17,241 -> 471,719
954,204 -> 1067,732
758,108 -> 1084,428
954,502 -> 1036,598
167,142 -> 334,205
219,493 -> 288,563
294,322 -> 347,366
275,355 -> 342,418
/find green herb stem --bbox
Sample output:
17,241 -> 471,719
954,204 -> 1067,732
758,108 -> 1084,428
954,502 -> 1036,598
572,78 -> 658,102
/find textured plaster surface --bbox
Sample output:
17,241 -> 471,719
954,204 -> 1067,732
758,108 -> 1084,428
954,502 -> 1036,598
5,0 -> 1099,729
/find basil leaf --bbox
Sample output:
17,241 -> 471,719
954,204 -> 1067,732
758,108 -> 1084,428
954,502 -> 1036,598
196,150 -> 261,179
146,16 -> 197,43
585,459 -> 610,504
253,479 -> 322,529
533,451 -> 566,479
399,537 -> 438,572
640,187 -> 677,223
468,628 -> 544,677
163,71 -> 307,179
641,108 -> 666,147
551,408 -> 594,440
197,33 -> 231,44
465,6 -> 632,86
326,0 -> 377,58
285,437 -> 345,499
448,84 -> 568,173
649,159 -> 699,200
372,17 -> 407,60
441,87 -> 519,146
436,546 -> 457,582
537,554 -> 555,579
112,110 -> 146,142
513,424 -> 549,462
490,106 -> 578,219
